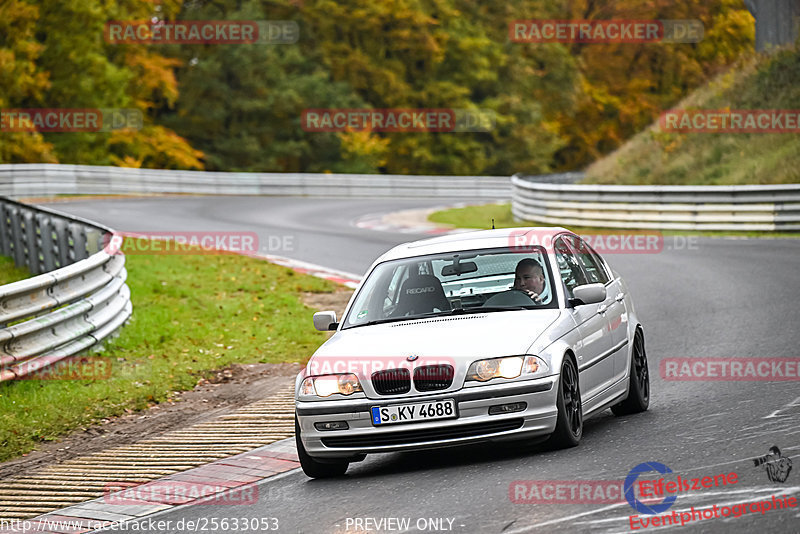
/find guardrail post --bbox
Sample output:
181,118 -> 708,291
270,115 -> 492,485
22,211 -> 39,274
0,204 -> 11,258
37,213 -> 58,273
8,206 -> 26,268
51,219 -> 70,269
68,222 -> 88,262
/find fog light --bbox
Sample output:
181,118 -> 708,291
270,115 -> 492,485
314,421 -> 349,431
488,402 -> 527,415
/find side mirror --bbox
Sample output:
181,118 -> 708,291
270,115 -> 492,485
571,283 -> 607,306
313,311 -> 338,331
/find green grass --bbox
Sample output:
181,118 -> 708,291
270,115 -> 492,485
430,203 -> 800,238
429,202 -> 516,230
0,244 -> 336,462
0,256 -> 31,285
584,48 -> 800,185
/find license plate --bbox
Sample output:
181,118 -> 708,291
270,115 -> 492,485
371,399 -> 457,426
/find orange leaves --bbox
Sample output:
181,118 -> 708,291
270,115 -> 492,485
110,125 -> 204,169
123,51 -> 183,109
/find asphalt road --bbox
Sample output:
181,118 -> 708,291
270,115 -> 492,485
50,196 -> 800,534
48,196 -> 460,276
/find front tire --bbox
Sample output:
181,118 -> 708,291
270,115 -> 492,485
295,417 -> 349,478
546,356 -> 582,448
611,329 -> 650,416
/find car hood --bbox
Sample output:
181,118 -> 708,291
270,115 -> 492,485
306,310 -> 561,376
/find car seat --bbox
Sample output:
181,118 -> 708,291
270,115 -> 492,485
392,274 -> 451,317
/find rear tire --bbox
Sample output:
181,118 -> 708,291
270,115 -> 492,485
295,417 -> 349,478
546,356 -> 582,449
611,329 -> 650,416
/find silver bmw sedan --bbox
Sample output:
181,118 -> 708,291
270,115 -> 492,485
295,227 -> 649,478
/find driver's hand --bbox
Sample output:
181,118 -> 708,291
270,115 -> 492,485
521,288 -> 541,302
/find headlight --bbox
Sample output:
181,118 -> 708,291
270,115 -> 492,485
300,374 -> 363,397
466,356 -> 548,382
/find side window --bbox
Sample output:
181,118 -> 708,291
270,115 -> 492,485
569,237 -> 610,285
554,236 -> 587,298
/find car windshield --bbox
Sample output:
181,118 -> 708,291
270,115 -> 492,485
342,246 -> 556,328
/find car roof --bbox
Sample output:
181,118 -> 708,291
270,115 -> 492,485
376,227 -> 574,262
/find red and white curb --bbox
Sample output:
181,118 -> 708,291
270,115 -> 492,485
0,439 -> 299,534
251,253 -> 361,288
353,204 -> 477,236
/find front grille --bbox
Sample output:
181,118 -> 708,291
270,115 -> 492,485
371,368 -> 411,395
413,364 -> 454,391
321,418 -> 524,448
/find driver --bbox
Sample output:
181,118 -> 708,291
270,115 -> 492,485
513,258 -> 545,302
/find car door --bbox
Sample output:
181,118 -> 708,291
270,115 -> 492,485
554,235 -> 614,404
570,237 -> 630,385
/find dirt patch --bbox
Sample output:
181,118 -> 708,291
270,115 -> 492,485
0,362 -> 300,480
302,288 -> 355,322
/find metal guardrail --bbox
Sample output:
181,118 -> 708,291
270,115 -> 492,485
512,174 -> 800,231
0,198 -> 131,382
0,164 -> 512,199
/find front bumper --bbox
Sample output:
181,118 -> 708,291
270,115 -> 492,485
296,377 -> 558,458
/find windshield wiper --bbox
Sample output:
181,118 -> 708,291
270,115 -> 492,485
346,310 -> 453,329
345,306 -> 528,329
349,316 -> 418,328
427,306 -> 528,316
463,306 -> 528,313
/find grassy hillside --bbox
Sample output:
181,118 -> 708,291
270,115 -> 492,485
584,48 -> 800,185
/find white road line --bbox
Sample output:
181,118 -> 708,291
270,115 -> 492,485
508,486 -> 800,533
764,396 -> 800,419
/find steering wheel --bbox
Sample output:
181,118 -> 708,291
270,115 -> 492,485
511,288 -> 541,300
483,289 -> 538,307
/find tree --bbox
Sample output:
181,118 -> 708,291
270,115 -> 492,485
0,0 -> 55,162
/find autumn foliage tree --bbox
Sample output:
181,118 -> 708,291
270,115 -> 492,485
1,0 -> 202,168
1,0 -> 755,174
0,0 -> 55,162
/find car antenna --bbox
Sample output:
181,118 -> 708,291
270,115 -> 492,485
491,218 -> 495,229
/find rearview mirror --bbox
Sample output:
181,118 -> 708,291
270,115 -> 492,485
441,261 -> 478,276
571,284 -> 606,306
313,311 -> 338,331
